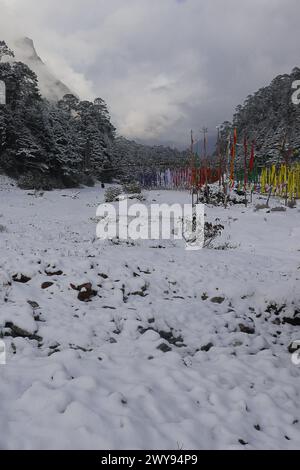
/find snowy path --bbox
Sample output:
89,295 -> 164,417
0,179 -> 299,450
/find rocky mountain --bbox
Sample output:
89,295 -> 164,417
12,37 -> 73,102
220,67 -> 300,166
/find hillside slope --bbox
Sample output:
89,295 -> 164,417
221,68 -> 300,166
13,37 -> 73,101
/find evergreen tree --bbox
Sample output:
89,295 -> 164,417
0,39 -> 186,188
0,41 -> 14,62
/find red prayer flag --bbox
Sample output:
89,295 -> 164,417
244,135 -> 248,187
233,128 -> 237,146
249,141 -> 255,172
230,128 -> 237,182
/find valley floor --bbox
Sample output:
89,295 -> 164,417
0,177 -> 299,450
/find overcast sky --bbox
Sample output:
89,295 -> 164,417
0,0 -> 299,146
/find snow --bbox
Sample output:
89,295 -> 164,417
0,179 -> 300,450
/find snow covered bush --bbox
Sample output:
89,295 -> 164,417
122,182 -> 142,194
105,187 -> 122,202
204,221 -> 224,248
80,174 -> 95,187
18,173 -> 54,191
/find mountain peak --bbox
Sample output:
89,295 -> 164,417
12,37 -> 74,102
14,37 -> 43,63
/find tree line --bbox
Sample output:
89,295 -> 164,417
218,67 -> 300,168
0,40 -> 189,189
0,40 -> 116,188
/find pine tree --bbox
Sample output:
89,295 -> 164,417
0,41 -> 14,62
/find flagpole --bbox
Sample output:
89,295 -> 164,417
201,127 -> 209,202
244,135 -> 248,207
267,134 -> 286,207
202,127 -> 208,186
216,126 -> 222,188
249,140 -> 255,203
224,132 -> 231,208
190,130 -> 196,207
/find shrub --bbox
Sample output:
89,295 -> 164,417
18,173 -> 53,191
271,206 -> 287,212
254,203 -> 269,212
105,187 -> 123,202
287,200 -> 296,209
204,222 -> 225,248
80,174 -> 95,187
122,182 -> 142,194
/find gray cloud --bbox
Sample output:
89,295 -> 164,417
0,0 -> 299,146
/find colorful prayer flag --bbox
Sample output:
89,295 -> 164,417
249,141 -> 255,173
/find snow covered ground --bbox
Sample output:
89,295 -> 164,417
0,176 -> 300,450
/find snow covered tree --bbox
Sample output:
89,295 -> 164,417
0,41 -> 14,62
220,68 -> 300,167
0,39 -> 187,188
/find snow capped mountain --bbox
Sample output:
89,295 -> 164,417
12,37 -> 73,101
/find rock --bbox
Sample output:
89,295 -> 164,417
70,282 -> 98,302
239,439 -> 248,446
12,273 -> 31,283
5,322 -> 42,342
99,273 -> 108,279
232,340 -> 243,347
266,303 -> 286,315
138,267 -> 151,275
131,283 -> 149,297
27,300 -> 40,309
157,343 -> 172,353
288,341 -> 300,354
78,285 -> 97,302
271,206 -> 286,212
131,290 -> 148,297
239,324 -> 255,335
201,342 -> 214,352
41,282 -> 54,289
45,270 -> 63,276
284,317 -> 300,326
139,327 -> 184,346
210,297 -> 225,304
70,345 -> 93,352
158,330 -> 184,346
